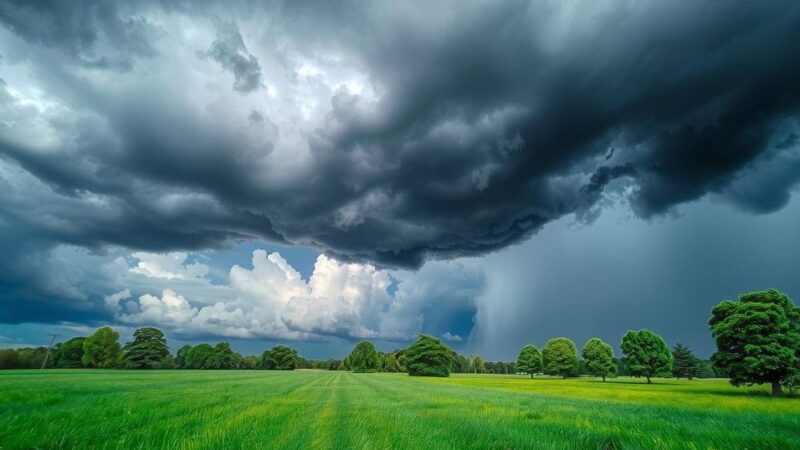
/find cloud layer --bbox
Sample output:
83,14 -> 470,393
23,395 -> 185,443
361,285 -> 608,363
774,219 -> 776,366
1,0 -> 798,273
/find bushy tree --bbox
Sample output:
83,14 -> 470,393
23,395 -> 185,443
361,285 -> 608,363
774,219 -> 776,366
472,355 -> 486,374
451,354 -> 470,373
348,341 -> 380,373
621,329 -> 672,384
542,337 -> 579,378
207,342 -> 236,369
176,344 -> 192,368
242,355 -> 260,369
53,337 -> 86,368
186,344 -> 214,369
0,349 -> 21,369
516,344 -> 542,378
582,338 -> 617,381
405,334 -> 453,377
384,352 -> 398,372
123,327 -> 170,369
261,345 -> 298,370
82,326 -> 122,368
709,289 -> 800,396
671,343 -> 701,380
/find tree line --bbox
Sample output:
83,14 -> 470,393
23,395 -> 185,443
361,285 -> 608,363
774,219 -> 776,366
1,288 -> 797,396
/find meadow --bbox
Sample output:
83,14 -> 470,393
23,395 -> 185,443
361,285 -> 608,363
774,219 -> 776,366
0,370 -> 798,449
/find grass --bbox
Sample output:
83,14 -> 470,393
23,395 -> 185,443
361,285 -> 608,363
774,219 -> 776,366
0,370 -> 798,449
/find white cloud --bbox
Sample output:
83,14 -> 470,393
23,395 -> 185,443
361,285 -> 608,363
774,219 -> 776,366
104,289 -> 131,312
441,332 -> 463,342
108,250 -> 480,342
130,252 -> 209,280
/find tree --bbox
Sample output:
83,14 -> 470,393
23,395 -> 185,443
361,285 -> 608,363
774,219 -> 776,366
53,337 -> 86,368
516,344 -> 542,378
671,343 -> 701,380
123,327 -> 170,369
620,329 -> 672,384
0,349 -> 21,369
542,337 -> 579,378
261,345 -> 298,370
176,344 -> 192,368
582,338 -> 617,381
185,343 -> 214,369
709,289 -> 800,397
242,355 -> 260,369
405,334 -> 453,377
384,352 -> 398,372
473,355 -> 486,374
207,342 -> 236,369
451,354 -> 470,373
82,327 -> 122,368
348,341 -> 380,373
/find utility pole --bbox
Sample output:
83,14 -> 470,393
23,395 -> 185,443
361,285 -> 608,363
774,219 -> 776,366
40,334 -> 60,370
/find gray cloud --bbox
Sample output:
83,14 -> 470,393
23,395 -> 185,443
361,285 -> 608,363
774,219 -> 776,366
197,23 -> 262,93
0,0 -> 798,275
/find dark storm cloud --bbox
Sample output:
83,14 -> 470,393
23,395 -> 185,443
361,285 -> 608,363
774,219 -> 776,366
0,0 -> 799,277
0,0 -> 154,70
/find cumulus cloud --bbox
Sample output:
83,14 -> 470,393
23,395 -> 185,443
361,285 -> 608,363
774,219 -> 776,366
130,252 -> 209,280
108,250 -> 479,341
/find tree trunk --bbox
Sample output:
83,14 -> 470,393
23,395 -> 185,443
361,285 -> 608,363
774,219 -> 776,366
772,381 -> 783,397
530,372 -> 533,379
602,375 -> 606,382
646,375 -> 651,384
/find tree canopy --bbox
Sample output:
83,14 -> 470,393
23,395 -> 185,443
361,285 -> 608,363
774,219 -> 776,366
516,344 -> 542,378
348,341 -> 381,373
582,338 -> 617,381
261,345 -> 298,370
542,337 -> 579,378
709,288 -> 800,396
82,326 -> 122,368
53,337 -> 86,368
621,329 -> 672,384
405,334 -> 453,377
123,327 -> 170,369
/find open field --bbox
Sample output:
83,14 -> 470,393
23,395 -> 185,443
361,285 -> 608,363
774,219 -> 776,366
1,370 -> 798,449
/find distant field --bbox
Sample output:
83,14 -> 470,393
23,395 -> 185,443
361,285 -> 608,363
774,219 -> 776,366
1,371 -> 798,449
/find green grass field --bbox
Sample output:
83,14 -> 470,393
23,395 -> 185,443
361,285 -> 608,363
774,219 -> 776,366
1,370 -> 798,449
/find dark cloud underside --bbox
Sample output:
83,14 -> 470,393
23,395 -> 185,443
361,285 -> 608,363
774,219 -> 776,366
0,1 -> 798,294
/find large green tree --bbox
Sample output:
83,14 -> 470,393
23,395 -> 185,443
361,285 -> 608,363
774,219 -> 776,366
516,344 -> 542,378
621,329 -> 672,384
261,345 -> 298,370
185,344 -> 214,369
582,338 -> 617,381
405,334 -> 453,377
82,326 -> 122,368
207,342 -> 237,369
671,343 -> 701,380
709,289 -> 800,396
348,341 -> 380,373
542,337 -> 579,378
53,337 -> 86,368
123,327 -> 170,369
384,352 -> 398,372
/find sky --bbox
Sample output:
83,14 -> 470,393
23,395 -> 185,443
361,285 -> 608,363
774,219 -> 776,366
0,0 -> 799,360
